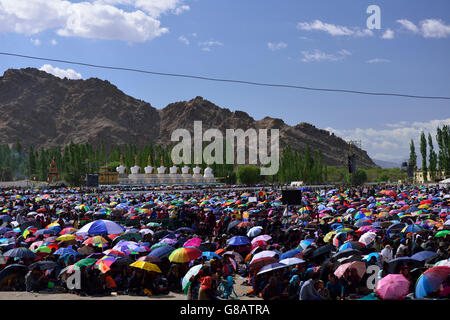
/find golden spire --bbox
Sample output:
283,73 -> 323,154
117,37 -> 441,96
148,154 -> 152,166
134,154 -> 138,166
120,154 -> 124,166
160,155 -> 164,167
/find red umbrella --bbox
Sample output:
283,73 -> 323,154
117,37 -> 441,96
376,274 -> 410,300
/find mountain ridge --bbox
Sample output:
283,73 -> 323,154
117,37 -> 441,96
0,68 -> 378,168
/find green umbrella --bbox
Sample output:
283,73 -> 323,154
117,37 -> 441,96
73,258 -> 97,270
147,222 -> 162,227
435,230 -> 450,238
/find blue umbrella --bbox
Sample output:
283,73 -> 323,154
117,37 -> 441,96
202,251 -> 221,260
279,248 -> 303,260
410,251 -> 438,262
34,228 -> 59,236
76,219 -> 125,235
227,236 -> 250,246
3,247 -> 37,259
0,227 -> 12,235
363,252 -> 380,261
148,245 -> 175,258
54,246 -> 79,256
0,215 -> 12,223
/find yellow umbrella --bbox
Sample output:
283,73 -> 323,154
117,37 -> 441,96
129,261 -> 162,273
324,231 -> 337,243
56,234 -> 77,242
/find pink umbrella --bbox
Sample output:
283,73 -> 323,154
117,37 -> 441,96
228,257 -> 237,271
376,274 -> 410,300
334,261 -> 366,279
183,237 -> 202,247
160,238 -> 177,245
252,235 -> 272,244
30,241 -> 45,251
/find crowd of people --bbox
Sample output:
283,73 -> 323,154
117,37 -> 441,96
0,183 -> 448,300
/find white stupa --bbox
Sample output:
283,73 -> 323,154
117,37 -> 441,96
203,166 -> 214,179
157,156 -> 167,175
130,155 -> 141,174
181,165 -> 190,175
116,155 -> 126,175
192,165 -> 202,177
144,155 -> 154,174
169,165 -> 179,174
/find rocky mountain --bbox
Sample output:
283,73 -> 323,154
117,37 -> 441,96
0,68 -> 377,168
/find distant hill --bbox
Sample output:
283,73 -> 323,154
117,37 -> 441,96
373,159 -> 401,169
0,67 -> 378,168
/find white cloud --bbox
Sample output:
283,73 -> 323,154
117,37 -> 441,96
267,41 -> 287,51
94,0 -> 190,18
39,64 -> 82,79
325,118 -> 450,163
366,58 -> 391,64
0,0 -> 187,43
51,39 -> 57,45
198,39 -> 223,51
382,28 -> 394,39
397,19 -> 419,33
420,19 -> 450,38
178,35 -> 189,45
297,20 -> 373,37
300,49 -> 351,62
30,38 -> 40,46
397,18 -> 450,38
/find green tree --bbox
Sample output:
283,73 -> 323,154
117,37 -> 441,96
428,133 -> 438,181
409,139 -> 417,169
236,165 -> 261,185
351,169 -> 367,186
420,131 -> 427,181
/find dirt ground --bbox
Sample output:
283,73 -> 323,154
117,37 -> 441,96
0,275 -> 259,300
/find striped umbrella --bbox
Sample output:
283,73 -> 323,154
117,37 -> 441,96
169,247 -> 202,263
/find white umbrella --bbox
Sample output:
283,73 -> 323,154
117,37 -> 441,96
359,232 -> 377,246
279,257 -> 305,266
247,226 -> 263,238
182,264 -> 203,291
139,229 -> 154,236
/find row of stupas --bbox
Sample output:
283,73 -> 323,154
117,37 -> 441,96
116,155 -> 215,184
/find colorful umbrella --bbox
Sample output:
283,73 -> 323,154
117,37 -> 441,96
339,241 -> 366,252
82,236 -> 108,248
415,266 -> 450,298
168,247 -> 202,263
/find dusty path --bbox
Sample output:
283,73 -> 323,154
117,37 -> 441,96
0,275 -> 259,300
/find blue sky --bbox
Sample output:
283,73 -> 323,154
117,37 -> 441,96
0,0 -> 449,164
